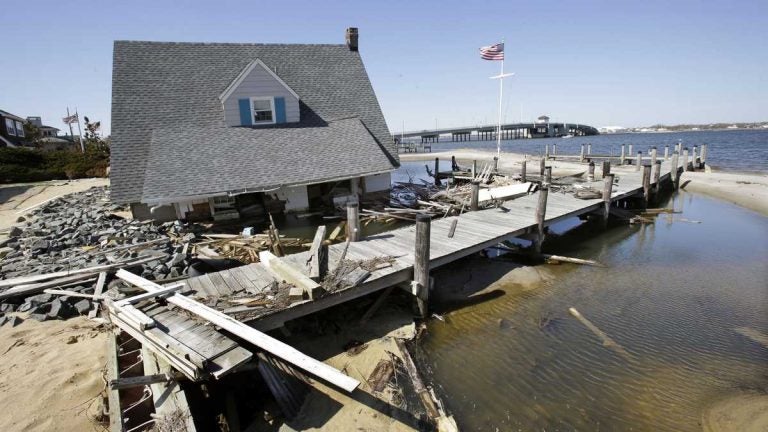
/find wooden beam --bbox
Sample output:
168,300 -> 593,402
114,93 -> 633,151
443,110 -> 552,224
115,270 -> 360,393
43,289 -> 102,299
0,256 -> 158,290
115,283 -> 185,306
88,272 -> 108,319
260,251 -> 322,300
307,226 -> 327,282
109,373 -> 182,390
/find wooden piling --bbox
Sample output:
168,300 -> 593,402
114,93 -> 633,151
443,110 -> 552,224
346,202 -> 360,242
683,148 -> 690,172
434,158 -> 440,185
552,143 -> 557,158
620,144 -> 626,165
493,156 -> 498,172
544,166 -> 552,186
521,160 -> 527,182
650,146 -> 657,167
602,160 -> 611,178
540,157 -> 545,176
587,143 -> 592,156
664,145 -> 669,160
653,160 -> 661,197
628,144 -> 634,159
691,146 -> 698,171
588,161 -> 595,182
671,151 -> 680,190
472,160 -> 477,178
700,144 -> 708,168
545,144 -> 550,159
603,174 -> 615,227
636,151 -> 642,171
580,144 -> 585,162
534,185 -> 549,254
470,181 -> 480,211
414,214 -> 431,318
642,165 -> 651,207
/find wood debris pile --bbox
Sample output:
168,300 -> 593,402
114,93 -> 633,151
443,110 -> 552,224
321,256 -> 395,293
193,233 -> 308,264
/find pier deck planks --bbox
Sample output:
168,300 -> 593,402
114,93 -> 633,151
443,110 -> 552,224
181,161 -> 677,331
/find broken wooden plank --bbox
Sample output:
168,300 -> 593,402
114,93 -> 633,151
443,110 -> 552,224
260,251 -> 322,300
88,272 -> 108,319
115,283 -> 185,306
116,270 -> 360,393
0,256 -> 158,290
43,289 -> 102,299
307,226 -> 327,282
568,307 -> 632,361
109,373 -> 182,390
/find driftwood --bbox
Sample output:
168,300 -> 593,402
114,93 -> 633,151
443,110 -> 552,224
568,307 -> 632,361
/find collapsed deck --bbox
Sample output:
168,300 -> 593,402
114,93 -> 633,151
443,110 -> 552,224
179,159 -> 678,332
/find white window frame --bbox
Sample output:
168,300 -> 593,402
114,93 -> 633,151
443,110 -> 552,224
15,121 -> 24,138
5,118 -> 16,136
249,96 -> 276,125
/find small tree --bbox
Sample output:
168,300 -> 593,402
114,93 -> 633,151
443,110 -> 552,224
23,122 -> 42,146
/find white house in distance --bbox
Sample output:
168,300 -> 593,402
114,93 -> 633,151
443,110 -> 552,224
110,28 -> 398,222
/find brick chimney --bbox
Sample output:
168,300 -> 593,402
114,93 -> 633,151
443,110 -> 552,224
346,27 -> 358,51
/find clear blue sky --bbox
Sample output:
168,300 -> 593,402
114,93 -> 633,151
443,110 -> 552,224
2,0 -> 766,135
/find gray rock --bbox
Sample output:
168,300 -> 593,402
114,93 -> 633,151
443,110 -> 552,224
16,216 -> 26,223
73,299 -> 91,315
8,226 -> 23,238
6,315 -> 22,327
0,303 -> 17,313
0,316 -> 6,327
48,298 -> 74,319
167,252 -> 185,267
26,293 -> 53,304
29,313 -> 48,322
27,239 -> 50,252
17,302 -> 35,313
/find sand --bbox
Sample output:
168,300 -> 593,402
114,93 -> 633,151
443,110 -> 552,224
702,393 -> 768,432
401,149 -> 768,216
680,170 -> 768,216
279,301 -> 424,432
0,316 -> 109,431
0,178 -> 109,232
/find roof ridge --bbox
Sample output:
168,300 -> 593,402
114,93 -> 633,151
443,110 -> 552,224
114,40 -> 346,47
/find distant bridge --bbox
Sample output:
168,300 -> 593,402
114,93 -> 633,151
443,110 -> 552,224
395,122 -> 599,144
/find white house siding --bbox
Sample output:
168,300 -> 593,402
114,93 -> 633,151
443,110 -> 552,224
272,185 -> 309,212
364,172 -> 391,192
223,64 -> 300,126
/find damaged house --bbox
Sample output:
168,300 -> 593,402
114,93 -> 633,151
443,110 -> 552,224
110,28 -> 398,222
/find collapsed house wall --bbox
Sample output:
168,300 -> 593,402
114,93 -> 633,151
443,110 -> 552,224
130,203 -> 177,222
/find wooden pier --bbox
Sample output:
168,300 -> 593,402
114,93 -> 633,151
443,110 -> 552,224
171,153 -> 684,333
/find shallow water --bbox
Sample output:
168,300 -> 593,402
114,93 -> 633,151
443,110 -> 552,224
420,129 -> 768,173
420,192 -> 768,431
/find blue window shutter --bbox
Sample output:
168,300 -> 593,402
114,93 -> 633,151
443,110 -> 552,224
274,97 -> 286,124
238,98 -> 252,126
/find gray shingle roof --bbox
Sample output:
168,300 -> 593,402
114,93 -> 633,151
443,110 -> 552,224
142,118 -> 393,203
111,41 -> 397,204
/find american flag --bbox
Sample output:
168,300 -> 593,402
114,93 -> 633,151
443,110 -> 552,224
479,43 -> 504,60
62,114 -> 78,124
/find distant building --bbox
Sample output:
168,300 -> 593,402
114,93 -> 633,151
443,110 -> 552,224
0,109 -> 27,147
535,115 -> 550,124
26,116 -> 61,138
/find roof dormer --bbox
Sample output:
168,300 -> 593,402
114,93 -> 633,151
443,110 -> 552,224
219,59 -> 300,127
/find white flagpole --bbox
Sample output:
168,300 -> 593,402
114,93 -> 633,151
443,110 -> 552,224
496,40 -> 504,159
75,108 -> 85,153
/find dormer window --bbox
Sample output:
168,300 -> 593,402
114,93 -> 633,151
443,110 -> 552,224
251,97 -> 275,125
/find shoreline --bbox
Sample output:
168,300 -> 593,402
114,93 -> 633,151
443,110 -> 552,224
399,149 -> 768,217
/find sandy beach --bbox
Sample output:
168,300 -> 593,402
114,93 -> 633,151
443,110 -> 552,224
401,149 -> 768,216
